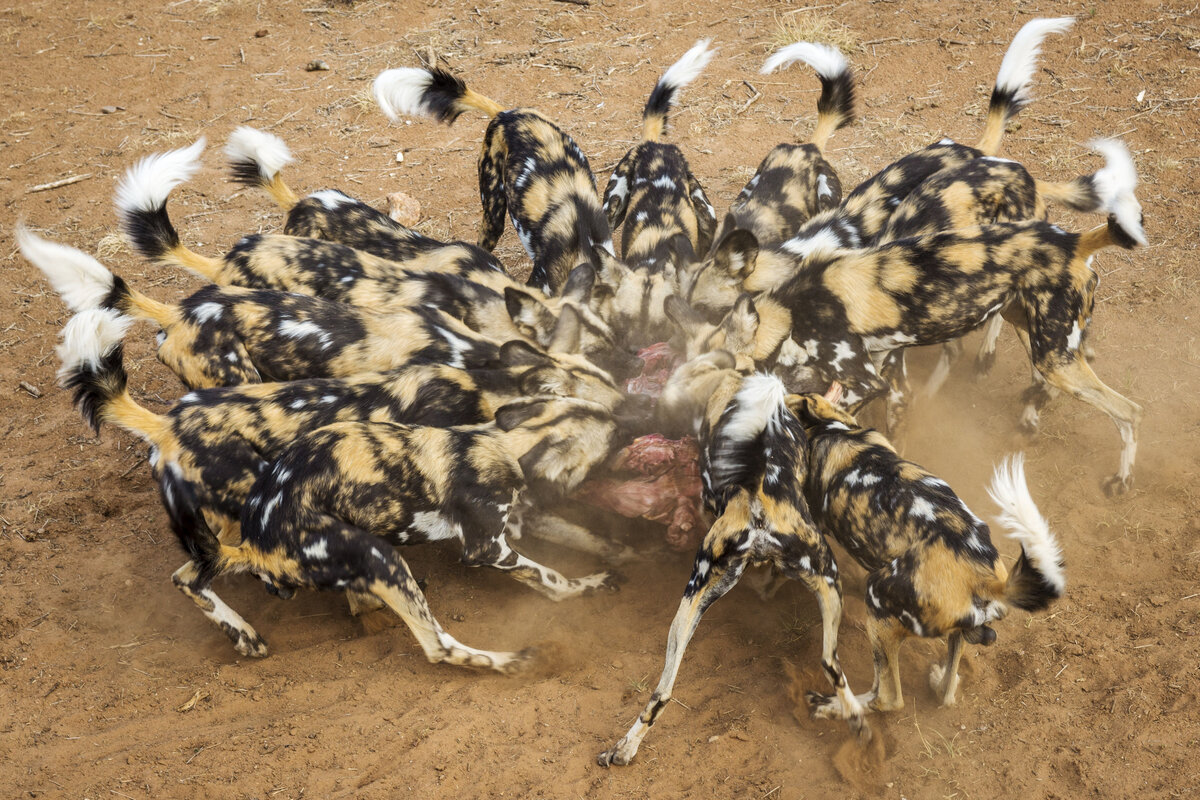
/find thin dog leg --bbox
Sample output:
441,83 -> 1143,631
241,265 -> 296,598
924,339 -> 963,399
801,575 -> 870,741
598,516 -> 748,767
974,313 -> 1004,377
929,631 -> 965,706
866,615 -> 908,712
525,510 -> 638,564
171,560 -> 268,657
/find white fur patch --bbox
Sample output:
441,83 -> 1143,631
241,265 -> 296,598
1065,321 -> 1082,351
303,539 -> 329,560
781,226 -> 845,260
987,453 -> 1065,594
410,511 -> 463,542
279,319 -> 332,349
192,302 -> 224,323
817,174 -> 833,199
309,189 -> 352,210
724,373 -> 789,443
652,175 -> 677,191
993,17 -> 1075,108
17,227 -> 116,313
1088,138 -> 1147,247
435,325 -> 474,369
55,308 -> 134,385
115,138 -> 206,215
659,39 -> 715,93
373,68 -> 437,121
224,126 -> 293,180
761,41 -> 847,79
909,496 -> 936,522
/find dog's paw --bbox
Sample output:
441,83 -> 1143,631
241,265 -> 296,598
806,690 -> 839,720
973,350 -> 997,379
233,630 -> 269,659
499,646 -> 538,675
1102,473 -> 1133,497
598,570 -> 626,593
597,739 -> 635,767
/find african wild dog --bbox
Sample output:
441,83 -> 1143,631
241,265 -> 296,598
714,162 -> 1147,494
225,126 -> 499,268
115,138 -> 505,297
20,230 -> 641,388
710,41 -> 855,249
177,393 -> 626,666
598,356 -> 864,766
373,66 -> 613,295
789,394 -> 1064,716
53,307 -> 634,656
602,39 -> 717,271
680,16 -> 1076,318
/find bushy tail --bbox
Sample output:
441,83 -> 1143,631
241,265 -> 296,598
56,309 -> 171,445
706,373 -> 793,502
115,138 -> 225,281
225,126 -> 299,211
18,227 -> 177,327
1075,139 -> 1148,255
977,17 -> 1075,156
373,67 -> 505,125
1036,137 -> 1142,217
987,454 -> 1065,612
642,39 -> 715,142
761,41 -> 854,152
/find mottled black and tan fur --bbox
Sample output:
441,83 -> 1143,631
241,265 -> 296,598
712,41 -> 854,250
791,396 -> 1064,716
601,40 -> 717,273
599,359 -> 864,766
374,67 -> 613,295
680,17 -> 1075,317
54,308 -> 631,656
225,126 -> 509,269
167,395 -> 627,667
115,139 -> 504,298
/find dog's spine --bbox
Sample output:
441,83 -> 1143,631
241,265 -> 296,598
642,39 -> 714,142
225,126 -> 299,211
987,453 -> 1065,611
19,228 -> 178,327
977,17 -> 1074,156
56,309 -> 172,443
761,42 -> 854,152
373,67 -> 505,125
114,138 -> 225,281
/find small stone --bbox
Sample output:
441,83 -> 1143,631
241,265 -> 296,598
255,29 -> 269,38
304,60 -> 330,72
611,660 -> 623,670
387,191 -> 421,227
394,150 -> 405,164
707,735 -> 721,743
100,106 -> 122,115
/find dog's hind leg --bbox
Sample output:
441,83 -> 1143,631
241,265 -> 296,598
923,339 -> 963,399
974,313 -> 1005,378
476,122 -> 508,252
928,631 -> 965,706
171,560 -> 269,657
865,614 -> 908,712
1038,356 -> 1142,495
598,512 -> 749,767
797,570 -> 869,741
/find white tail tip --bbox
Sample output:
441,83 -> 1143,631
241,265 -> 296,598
16,225 -> 115,313
373,68 -> 436,122
987,453 -> 1065,595
994,17 -> 1075,104
1088,138 -> 1147,247
56,308 -> 133,384
224,126 -> 293,180
761,41 -> 847,78
115,137 -> 206,216
660,39 -> 716,92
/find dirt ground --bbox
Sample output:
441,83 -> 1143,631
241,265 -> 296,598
2,0 -> 1199,797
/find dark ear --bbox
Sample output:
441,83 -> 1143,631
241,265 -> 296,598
785,392 -> 859,427
559,263 -> 596,304
667,232 -> 696,274
592,245 -> 631,290
505,287 -> 556,337
713,228 -> 759,280
664,294 -> 707,337
518,366 -> 564,398
499,339 -> 551,368
495,399 -> 549,432
721,293 -> 760,354
686,170 -> 718,256
601,150 -> 635,230
545,304 -> 581,353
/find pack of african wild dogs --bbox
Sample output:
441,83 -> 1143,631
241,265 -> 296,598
21,16 -> 1147,765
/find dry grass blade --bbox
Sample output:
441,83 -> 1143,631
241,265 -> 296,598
770,11 -> 860,54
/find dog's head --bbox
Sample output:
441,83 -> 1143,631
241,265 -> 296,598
494,395 -> 619,495
676,225 -> 760,321
654,348 -> 739,437
496,339 -> 626,412
590,245 -> 680,350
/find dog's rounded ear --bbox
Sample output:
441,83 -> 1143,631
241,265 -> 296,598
545,304 -> 582,353
505,287 -> 555,338
559,263 -> 596,304
708,348 -> 738,371
713,228 -> 759,280
664,294 -> 707,337
667,232 -> 697,272
721,293 -> 760,355
499,339 -> 551,368
592,245 -> 631,289
786,392 -> 858,427
495,398 -> 550,432
518,366 -> 560,398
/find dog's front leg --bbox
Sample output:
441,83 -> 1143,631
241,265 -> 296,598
929,631 -> 965,706
598,515 -> 749,767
